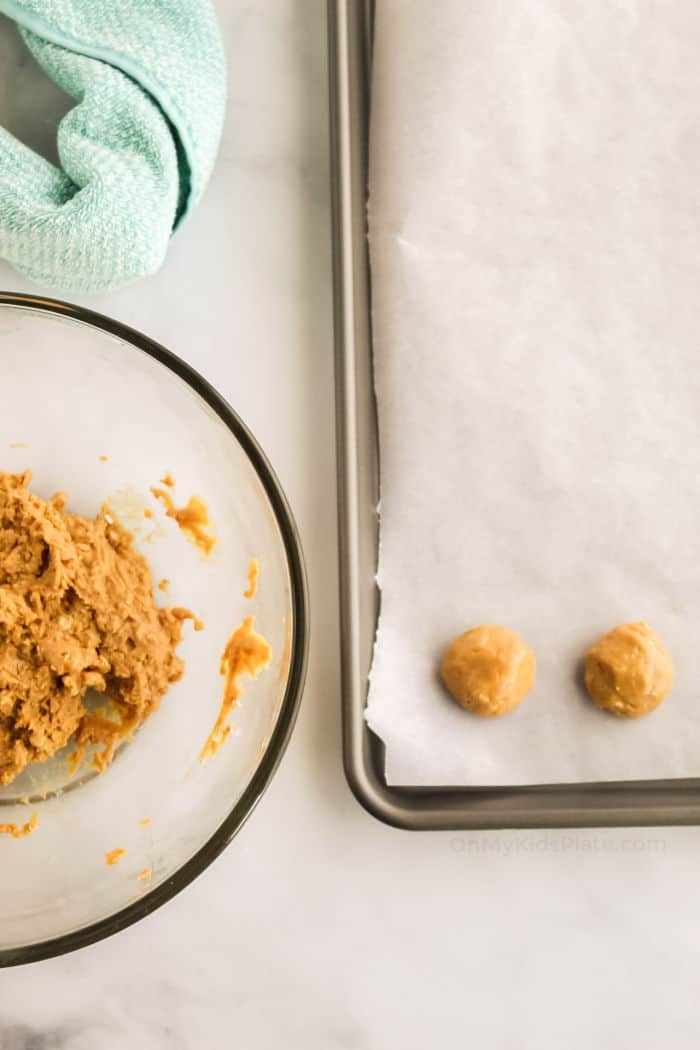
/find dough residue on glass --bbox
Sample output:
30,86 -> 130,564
200,616 -> 271,761
150,486 -> 216,557
0,471 -> 200,785
0,813 -> 38,838
243,559 -> 259,599
67,746 -> 85,778
105,847 -> 127,866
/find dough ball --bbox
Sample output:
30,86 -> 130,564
584,621 -> 674,719
440,625 -> 536,717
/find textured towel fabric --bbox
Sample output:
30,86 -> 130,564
0,0 -> 226,292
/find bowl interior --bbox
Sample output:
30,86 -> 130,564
0,302 -> 300,954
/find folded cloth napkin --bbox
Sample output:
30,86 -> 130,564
0,0 -> 226,292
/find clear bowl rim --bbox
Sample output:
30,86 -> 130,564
0,291 -> 310,968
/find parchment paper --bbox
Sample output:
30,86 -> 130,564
366,0 -> 700,785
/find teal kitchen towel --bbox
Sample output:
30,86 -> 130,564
0,0 -> 226,292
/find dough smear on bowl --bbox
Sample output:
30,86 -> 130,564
0,470 -> 199,785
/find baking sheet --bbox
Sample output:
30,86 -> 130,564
366,0 -> 700,786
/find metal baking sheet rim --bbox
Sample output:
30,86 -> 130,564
327,0 -> 700,829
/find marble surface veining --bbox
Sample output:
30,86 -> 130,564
0,3 -> 700,1048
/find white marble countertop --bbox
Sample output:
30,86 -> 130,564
1,3 -> 700,1048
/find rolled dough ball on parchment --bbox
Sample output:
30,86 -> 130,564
584,621 -> 675,718
440,625 -> 536,717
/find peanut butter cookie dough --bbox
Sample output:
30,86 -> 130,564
150,484 -> 215,556
440,625 -> 536,717
0,471 -> 199,785
200,614 -> 271,761
584,621 -> 675,718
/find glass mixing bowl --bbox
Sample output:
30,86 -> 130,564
0,293 -> 308,965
